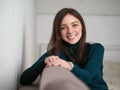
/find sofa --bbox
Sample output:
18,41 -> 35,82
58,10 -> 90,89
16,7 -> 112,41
19,66 -> 90,90
18,61 -> 120,90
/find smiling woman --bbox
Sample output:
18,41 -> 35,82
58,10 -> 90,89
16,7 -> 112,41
20,8 -> 109,90
60,14 -> 82,45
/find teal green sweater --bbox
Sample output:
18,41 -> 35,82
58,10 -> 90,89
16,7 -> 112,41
20,43 -> 109,90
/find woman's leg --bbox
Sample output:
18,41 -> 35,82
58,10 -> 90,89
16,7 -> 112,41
39,66 -> 90,90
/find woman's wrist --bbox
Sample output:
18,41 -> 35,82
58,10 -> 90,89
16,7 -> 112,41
68,62 -> 74,70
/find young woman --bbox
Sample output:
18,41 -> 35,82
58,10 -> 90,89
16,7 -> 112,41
20,8 -> 109,90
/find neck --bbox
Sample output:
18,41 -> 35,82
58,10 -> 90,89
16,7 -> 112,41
63,41 -> 79,52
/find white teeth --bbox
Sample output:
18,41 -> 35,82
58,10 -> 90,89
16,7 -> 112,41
67,35 -> 76,39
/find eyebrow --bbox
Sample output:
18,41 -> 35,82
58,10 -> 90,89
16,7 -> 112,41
71,21 -> 80,24
60,21 -> 80,26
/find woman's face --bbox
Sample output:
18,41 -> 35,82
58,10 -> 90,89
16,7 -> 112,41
60,14 -> 82,44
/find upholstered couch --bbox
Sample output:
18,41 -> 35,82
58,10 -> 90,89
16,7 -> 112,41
18,67 -> 89,90
18,61 -> 120,90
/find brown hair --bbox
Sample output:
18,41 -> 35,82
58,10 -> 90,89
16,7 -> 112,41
47,8 -> 89,67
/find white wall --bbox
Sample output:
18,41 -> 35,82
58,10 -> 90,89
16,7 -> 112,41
36,0 -> 120,15
35,0 -> 120,61
0,0 -> 36,90
0,0 -> 23,90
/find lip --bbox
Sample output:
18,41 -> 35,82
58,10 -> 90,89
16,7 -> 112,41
66,34 -> 77,39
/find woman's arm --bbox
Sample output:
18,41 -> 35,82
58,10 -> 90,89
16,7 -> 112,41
71,43 -> 104,84
20,53 -> 48,85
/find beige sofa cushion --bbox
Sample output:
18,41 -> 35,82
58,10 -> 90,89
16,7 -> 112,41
103,61 -> 120,90
19,85 -> 38,90
40,66 -> 89,90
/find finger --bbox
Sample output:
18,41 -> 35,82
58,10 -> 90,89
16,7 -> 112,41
55,56 -> 59,60
45,58 -> 51,64
46,62 -> 54,67
45,56 -> 59,65
45,56 -> 53,64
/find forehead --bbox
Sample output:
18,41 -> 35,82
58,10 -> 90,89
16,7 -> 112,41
61,14 -> 80,24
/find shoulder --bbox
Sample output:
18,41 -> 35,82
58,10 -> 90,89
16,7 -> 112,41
90,43 -> 104,50
88,43 -> 105,55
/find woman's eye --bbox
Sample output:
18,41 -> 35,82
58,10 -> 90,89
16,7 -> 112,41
60,27 -> 66,30
73,24 -> 78,27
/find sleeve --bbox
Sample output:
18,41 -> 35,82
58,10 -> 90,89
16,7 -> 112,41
20,53 -> 48,85
71,43 -> 104,84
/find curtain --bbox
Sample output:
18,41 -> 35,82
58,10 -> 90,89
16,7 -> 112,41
0,0 -> 36,90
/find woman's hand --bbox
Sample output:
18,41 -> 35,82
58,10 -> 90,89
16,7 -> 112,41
44,55 -> 73,71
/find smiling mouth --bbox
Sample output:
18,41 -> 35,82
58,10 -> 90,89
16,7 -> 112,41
66,34 -> 77,39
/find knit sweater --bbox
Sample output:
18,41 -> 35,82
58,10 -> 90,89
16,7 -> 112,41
20,43 -> 109,90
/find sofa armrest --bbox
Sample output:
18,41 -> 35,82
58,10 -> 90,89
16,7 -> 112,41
39,66 -> 89,90
19,85 -> 38,90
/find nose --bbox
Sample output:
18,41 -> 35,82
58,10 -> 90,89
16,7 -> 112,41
67,27 -> 73,34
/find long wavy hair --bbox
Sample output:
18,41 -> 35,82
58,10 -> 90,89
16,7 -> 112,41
47,8 -> 89,67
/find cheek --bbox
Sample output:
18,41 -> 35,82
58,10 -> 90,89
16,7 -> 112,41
79,30 -> 82,35
78,27 -> 82,34
60,31 -> 66,37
